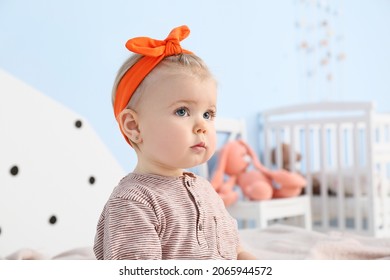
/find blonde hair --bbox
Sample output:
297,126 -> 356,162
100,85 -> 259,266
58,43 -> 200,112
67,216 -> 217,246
111,53 -> 214,110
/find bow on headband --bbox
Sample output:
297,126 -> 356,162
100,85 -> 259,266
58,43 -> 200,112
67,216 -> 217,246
125,25 -> 190,58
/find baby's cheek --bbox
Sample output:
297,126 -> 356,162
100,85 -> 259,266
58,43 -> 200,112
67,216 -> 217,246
207,134 -> 217,157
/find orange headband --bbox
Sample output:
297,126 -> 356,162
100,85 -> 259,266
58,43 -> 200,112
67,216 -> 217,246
114,25 -> 193,144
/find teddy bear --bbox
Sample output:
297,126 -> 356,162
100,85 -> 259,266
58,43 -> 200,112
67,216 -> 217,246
271,143 -> 302,171
210,139 -> 307,206
270,142 -> 324,195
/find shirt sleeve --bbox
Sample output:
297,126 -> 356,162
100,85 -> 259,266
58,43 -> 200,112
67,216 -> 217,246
99,197 -> 162,260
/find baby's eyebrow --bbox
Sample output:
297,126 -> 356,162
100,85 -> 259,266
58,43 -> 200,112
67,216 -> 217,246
171,99 -> 196,105
168,100 -> 197,108
168,100 -> 217,110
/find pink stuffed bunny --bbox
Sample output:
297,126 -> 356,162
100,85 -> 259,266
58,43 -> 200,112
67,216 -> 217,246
210,140 -> 306,206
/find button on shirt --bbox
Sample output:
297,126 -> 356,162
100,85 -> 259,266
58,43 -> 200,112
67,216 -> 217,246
93,172 -> 239,260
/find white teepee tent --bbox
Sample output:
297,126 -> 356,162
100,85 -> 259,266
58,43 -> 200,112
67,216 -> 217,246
0,69 -> 125,257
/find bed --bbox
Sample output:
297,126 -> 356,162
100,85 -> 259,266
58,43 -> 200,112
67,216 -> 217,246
260,101 -> 390,237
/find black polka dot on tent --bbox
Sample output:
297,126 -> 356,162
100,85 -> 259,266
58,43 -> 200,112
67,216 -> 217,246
10,165 -> 19,176
89,176 -> 96,185
75,120 -> 82,128
49,215 -> 57,225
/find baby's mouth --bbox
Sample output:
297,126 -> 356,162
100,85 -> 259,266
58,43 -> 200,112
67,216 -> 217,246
191,142 -> 206,149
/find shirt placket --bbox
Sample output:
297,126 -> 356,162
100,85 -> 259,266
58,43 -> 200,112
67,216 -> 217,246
183,176 -> 206,246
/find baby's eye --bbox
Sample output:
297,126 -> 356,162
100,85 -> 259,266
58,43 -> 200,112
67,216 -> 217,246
203,110 -> 216,120
175,107 -> 189,117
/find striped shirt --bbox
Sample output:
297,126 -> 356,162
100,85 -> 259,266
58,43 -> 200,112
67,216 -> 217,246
93,172 -> 239,260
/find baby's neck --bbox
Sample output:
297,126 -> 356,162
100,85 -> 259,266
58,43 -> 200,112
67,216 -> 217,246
133,165 -> 184,178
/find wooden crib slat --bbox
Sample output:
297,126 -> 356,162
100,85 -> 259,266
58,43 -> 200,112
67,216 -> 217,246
289,125 -> 296,172
304,124 -> 313,199
353,122 -> 363,232
275,128 -> 282,169
375,119 -> 390,235
319,124 -> 329,230
336,123 -> 346,231
365,109 -> 376,236
263,117 -> 271,168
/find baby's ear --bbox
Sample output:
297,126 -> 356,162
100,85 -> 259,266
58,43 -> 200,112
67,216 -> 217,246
117,109 -> 142,144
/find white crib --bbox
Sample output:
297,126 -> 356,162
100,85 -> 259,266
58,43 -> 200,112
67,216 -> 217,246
260,101 -> 390,237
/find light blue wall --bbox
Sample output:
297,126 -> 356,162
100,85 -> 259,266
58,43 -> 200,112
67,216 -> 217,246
1,0 -> 389,171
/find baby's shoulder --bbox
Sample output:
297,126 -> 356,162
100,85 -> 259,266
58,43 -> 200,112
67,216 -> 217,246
110,174 -> 157,203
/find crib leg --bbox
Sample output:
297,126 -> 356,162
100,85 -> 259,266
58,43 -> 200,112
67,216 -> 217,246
303,196 -> 312,230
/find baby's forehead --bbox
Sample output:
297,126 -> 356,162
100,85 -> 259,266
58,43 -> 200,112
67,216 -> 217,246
142,70 -> 215,99
148,60 -> 213,81
147,66 -> 197,82
135,63 -> 216,106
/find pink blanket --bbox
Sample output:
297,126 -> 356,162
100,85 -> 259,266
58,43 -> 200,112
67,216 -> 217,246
239,225 -> 390,260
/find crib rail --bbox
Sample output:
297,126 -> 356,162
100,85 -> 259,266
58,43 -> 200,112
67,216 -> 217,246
259,101 -> 390,237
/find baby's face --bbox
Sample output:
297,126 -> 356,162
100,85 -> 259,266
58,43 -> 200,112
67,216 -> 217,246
135,72 -> 217,176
